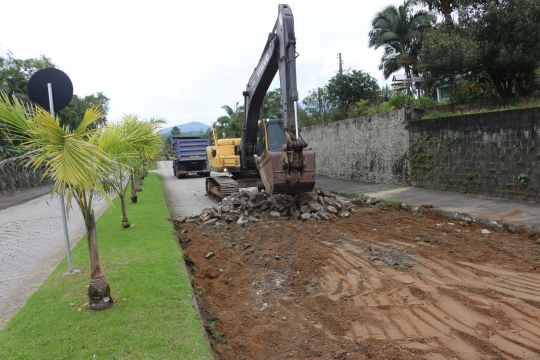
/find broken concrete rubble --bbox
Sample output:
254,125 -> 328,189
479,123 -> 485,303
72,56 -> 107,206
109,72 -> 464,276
196,187 -> 358,225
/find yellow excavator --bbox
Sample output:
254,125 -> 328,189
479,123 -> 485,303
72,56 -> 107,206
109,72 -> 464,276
205,4 -> 316,202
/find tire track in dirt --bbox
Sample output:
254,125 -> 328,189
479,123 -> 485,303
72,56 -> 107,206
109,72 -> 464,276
176,204 -> 540,359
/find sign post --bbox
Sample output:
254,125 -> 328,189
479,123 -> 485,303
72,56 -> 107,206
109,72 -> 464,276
47,83 -> 79,276
29,68 -> 79,276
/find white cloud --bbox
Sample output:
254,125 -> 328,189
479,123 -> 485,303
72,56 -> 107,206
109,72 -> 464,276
4,0 -> 404,127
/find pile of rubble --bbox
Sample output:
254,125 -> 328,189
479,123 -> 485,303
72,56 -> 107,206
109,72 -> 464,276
177,188 -> 364,226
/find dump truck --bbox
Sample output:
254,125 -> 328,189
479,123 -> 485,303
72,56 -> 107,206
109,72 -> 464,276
171,136 -> 210,179
205,4 -> 316,202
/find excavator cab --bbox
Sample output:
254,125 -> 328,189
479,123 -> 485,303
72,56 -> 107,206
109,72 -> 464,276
258,119 -> 285,151
255,119 -> 316,195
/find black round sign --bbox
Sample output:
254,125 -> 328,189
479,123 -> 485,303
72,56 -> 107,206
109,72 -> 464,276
28,68 -> 73,112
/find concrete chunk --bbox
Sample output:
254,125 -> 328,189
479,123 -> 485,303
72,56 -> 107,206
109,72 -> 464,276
320,188 -> 331,197
301,213 -> 312,221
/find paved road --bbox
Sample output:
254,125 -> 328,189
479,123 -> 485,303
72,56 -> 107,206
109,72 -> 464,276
0,185 -> 53,210
156,160 -> 540,228
316,175 -> 540,229
154,161 -> 215,217
0,193 -> 111,330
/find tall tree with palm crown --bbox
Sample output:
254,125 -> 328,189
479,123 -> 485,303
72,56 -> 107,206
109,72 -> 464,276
368,0 -> 434,81
217,102 -> 244,138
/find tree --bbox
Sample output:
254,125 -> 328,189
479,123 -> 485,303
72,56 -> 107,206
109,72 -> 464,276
262,88 -> 282,119
419,23 -> 480,97
200,128 -> 213,141
325,69 -> 380,117
171,126 -> 181,136
301,87 -> 334,123
217,102 -> 244,138
414,0 -> 458,24
379,84 -> 394,102
57,92 -> 111,130
459,0 -> 540,97
0,92 -> 159,310
368,0 -> 434,80
98,115 -> 162,227
0,55 -> 57,101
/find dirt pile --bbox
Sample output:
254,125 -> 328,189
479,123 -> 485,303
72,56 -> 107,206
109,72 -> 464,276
177,188 -> 367,226
175,204 -> 540,359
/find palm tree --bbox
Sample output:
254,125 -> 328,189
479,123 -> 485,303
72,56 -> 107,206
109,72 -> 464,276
97,115 -> 162,228
0,92 -> 161,310
262,88 -> 282,119
379,84 -> 394,102
368,0 -> 434,80
217,102 -> 244,138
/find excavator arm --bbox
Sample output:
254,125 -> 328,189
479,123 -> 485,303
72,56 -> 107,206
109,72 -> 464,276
240,4 -> 315,194
241,4 -> 299,168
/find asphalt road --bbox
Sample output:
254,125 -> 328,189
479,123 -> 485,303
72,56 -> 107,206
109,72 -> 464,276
154,161 -> 216,217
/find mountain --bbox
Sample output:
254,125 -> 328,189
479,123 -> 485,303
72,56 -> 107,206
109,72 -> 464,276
161,121 -> 211,136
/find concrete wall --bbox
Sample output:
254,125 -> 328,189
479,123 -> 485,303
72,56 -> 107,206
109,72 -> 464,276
409,107 -> 540,202
301,109 -> 410,185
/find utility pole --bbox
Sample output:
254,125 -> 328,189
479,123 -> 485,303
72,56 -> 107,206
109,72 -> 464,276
338,53 -> 343,74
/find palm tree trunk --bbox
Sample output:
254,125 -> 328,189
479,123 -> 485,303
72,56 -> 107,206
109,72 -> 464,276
135,173 -> 143,192
85,209 -> 114,310
120,194 -> 130,228
131,173 -> 138,202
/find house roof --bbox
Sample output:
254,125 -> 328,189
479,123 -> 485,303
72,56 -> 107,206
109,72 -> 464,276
392,74 -> 407,82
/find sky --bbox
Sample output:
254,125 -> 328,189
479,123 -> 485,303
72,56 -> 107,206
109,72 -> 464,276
2,0 -> 406,128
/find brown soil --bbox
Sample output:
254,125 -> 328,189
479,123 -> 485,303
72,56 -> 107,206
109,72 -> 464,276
174,204 -> 540,360
493,210 -> 524,222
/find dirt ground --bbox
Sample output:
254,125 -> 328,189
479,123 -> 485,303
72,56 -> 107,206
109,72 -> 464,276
174,204 -> 540,360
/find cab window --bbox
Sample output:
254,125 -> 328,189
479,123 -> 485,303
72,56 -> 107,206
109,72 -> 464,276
266,123 -> 285,151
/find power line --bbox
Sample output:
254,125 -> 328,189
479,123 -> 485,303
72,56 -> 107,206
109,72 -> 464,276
4,44 -> 339,70
0,43 -> 15,60
167,116 -> 224,123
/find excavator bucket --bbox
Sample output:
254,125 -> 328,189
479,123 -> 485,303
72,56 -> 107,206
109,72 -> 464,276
255,148 -> 316,194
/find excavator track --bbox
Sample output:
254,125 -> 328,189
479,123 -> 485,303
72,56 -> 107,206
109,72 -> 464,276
206,176 -> 239,203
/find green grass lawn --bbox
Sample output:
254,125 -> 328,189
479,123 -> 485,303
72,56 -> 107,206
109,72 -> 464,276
0,173 -> 212,359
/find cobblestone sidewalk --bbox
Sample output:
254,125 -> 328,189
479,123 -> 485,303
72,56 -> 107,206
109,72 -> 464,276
0,193 -> 111,330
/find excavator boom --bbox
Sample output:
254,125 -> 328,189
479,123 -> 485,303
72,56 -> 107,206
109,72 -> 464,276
205,4 -> 315,202
242,4 -> 315,195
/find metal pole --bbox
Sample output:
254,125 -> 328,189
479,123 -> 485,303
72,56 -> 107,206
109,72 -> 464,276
48,83 -> 79,276
293,101 -> 299,139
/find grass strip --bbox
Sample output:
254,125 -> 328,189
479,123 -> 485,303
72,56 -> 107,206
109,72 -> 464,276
421,101 -> 540,120
0,172 -> 212,359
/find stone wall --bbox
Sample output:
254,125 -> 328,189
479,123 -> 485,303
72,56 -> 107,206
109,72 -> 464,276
301,109 -> 410,185
409,107 -> 540,202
